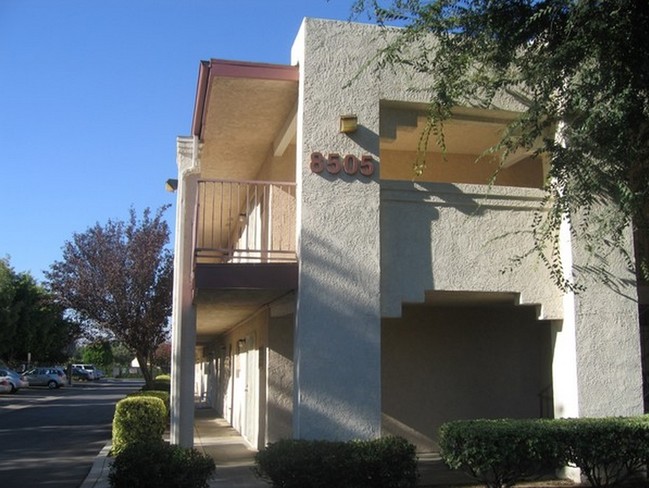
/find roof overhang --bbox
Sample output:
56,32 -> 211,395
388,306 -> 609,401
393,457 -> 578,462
190,59 -> 299,181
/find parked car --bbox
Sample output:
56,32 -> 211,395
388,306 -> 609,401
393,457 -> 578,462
72,364 -> 96,381
21,367 -> 66,389
0,378 -> 11,394
0,367 -> 29,393
71,366 -> 93,381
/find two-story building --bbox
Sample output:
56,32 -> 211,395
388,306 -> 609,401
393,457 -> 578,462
169,18 -> 645,454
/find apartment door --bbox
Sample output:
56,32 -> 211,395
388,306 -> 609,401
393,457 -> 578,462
235,334 -> 258,446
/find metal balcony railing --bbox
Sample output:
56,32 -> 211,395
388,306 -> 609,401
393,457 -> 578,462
194,179 -> 297,264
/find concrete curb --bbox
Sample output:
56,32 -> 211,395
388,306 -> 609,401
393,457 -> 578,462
79,442 -> 112,488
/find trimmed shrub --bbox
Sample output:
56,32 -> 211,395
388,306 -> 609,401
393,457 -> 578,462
143,377 -> 171,393
108,442 -> 215,488
438,419 -> 564,488
111,396 -> 166,455
127,390 -> 170,417
255,436 -> 418,488
555,416 -> 649,487
439,416 -> 649,488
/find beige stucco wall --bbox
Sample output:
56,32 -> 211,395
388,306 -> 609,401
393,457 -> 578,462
267,315 -> 294,442
381,149 -> 544,188
383,304 -> 553,451
255,149 -> 296,183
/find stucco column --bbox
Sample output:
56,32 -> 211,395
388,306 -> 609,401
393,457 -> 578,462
555,219 -> 643,418
170,136 -> 200,447
569,221 -> 643,418
291,19 -> 382,441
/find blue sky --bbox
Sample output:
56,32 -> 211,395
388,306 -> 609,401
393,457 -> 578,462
0,0 -> 364,282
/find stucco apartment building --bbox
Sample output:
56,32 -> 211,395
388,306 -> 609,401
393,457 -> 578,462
169,18 -> 646,452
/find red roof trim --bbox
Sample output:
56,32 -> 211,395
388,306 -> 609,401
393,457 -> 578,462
209,59 -> 299,82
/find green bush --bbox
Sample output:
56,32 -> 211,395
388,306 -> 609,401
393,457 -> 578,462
111,396 -> 166,455
255,436 -> 418,488
127,390 -> 170,417
439,419 -> 564,488
439,416 -> 649,488
554,417 -> 649,487
109,442 -> 215,488
143,377 -> 171,393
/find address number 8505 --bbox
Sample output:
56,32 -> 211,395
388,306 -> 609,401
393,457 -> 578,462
310,152 -> 375,177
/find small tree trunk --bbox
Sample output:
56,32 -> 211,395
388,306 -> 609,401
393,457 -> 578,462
137,353 -> 155,389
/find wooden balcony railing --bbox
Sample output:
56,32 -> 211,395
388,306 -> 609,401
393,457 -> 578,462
194,179 -> 296,264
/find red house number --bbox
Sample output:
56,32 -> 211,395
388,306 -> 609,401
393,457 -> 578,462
310,152 -> 375,177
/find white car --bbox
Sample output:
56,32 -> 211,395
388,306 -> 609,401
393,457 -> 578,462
0,378 -> 11,394
72,364 -> 96,380
0,367 -> 29,393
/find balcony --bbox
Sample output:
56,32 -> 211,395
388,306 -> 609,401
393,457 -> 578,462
193,179 -> 298,292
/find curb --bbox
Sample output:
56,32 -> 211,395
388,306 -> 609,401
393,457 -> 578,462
80,442 -> 112,488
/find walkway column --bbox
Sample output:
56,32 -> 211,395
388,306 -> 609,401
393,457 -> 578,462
170,136 -> 200,447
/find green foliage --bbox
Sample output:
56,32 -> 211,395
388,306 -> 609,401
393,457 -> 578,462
439,419 -> 564,488
142,375 -> 171,393
111,396 -> 166,455
439,417 -> 649,488
354,0 -> 649,290
127,390 -> 170,417
111,342 -> 135,367
255,436 -> 418,488
554,417 -> 649,487
108,442 -> 215,488
0,257 -> 78,365
81,340 -> 113,369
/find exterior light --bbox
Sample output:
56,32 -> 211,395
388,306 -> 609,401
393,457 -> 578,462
339,114 -> 358,134
165,179 -> 178,192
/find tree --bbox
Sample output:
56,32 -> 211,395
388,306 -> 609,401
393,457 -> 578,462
46,207 -> 173,388
81,340 -> 114,369
152,341 -> 172,374
353,0 -> 649,290
0,258 -> 78,365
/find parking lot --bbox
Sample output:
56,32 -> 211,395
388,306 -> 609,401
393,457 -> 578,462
0,379 -> 141,488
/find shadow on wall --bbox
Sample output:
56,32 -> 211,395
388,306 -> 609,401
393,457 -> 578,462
382,303 -> 554,452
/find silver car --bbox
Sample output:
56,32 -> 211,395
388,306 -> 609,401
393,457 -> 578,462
0,368 -> 29,393
22,367 -> 65,389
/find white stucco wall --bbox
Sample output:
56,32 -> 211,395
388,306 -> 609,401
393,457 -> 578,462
291,19 -> 387,440
381,180 -> 563,319
289,17 -> 644,443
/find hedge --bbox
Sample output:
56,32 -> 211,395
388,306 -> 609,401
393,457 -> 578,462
439,419 -> 564,488
127,390 -> 170,417
439,416 -> 649,488
109,442 -> 215,488
111,396 -> 166,455
255,436 -> 418,488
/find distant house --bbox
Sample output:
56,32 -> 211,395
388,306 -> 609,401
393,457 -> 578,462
168,18 -> 645,452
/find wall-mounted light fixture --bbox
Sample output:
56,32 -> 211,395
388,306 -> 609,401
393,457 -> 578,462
339,114 -> 358,134
165,178 -> 178,192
